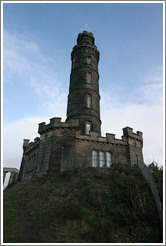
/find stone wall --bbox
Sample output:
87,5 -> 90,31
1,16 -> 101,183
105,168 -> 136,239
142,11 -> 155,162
19,118 -> 144,180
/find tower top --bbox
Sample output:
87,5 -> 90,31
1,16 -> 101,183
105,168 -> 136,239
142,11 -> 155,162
77,30 -> 95,46
82,24 -> 90,32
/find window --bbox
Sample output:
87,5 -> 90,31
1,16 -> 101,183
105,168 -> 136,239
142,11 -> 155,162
92,150 -> 98,167
86,72 -> 92,83
106,152 -> 111,167
87,95 -> 91,108
92,151 -> 112,168
99,151 -> 105,167
87,57 -> 91,64
72,57 -> 75,68
85,122 -> 91,135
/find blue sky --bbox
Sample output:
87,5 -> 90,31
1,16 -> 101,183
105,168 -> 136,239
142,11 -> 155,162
2,1 -> 164,170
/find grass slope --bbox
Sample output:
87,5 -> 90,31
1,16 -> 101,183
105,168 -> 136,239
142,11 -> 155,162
3,164 -> 161,243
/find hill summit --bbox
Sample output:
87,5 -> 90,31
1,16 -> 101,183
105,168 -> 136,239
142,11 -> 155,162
4,164 -> 161,243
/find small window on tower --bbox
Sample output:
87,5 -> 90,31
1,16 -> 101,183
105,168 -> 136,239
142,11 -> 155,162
73,57 -> 75,68
87,57 -> 91,64
86,72 -> 92,83
87,95 -> 91,108
85,122 -> 91,135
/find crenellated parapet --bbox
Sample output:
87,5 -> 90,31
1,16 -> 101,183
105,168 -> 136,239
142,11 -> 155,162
71,45 -> 100,60
74,127 -> 143,149
122,127 -> 143,148
71,31 -> 99,59
75,131 -> 125,145
38,117 -> 79,135
23,137 -> 40,154
122,127 -> 143,140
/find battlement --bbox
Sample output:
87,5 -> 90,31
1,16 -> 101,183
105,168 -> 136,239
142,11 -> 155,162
38,117 -> 79,134
75,130 -> 125,145
23,137 -> 40,154
122,127 -> 143,140
74,127 -> 143,147
23,139 -> 30,150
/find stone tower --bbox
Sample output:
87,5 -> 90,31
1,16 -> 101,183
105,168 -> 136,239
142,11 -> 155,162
19,31 -> 144,181
66,31 -> 101,135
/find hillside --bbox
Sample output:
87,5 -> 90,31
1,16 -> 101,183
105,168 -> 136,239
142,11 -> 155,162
3,164 -> 162,243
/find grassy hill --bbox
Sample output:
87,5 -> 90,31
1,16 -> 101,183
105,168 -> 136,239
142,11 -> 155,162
3,164 -> 162,243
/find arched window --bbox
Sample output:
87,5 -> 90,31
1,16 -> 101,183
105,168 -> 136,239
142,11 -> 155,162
86,72 -> 92,83
106,152 -> 112,167
99,151 -> 105,167
87,56 -> 91,64
87,95 -> 91,108
85,122 -> 91,135
92,150 -> 98,167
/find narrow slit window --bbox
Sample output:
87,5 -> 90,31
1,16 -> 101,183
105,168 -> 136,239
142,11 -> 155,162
85,122 -> 91,135
87,95 -> 91,108
86,72 -> 92,83
106,152 -> 112,167
72,57 -> 75,68
92,150 -> 98,167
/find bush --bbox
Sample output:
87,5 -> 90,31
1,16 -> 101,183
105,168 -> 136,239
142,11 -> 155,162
61,201 -> 88,220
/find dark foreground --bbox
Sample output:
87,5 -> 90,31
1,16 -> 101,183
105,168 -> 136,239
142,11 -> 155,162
3,164 -> 162,243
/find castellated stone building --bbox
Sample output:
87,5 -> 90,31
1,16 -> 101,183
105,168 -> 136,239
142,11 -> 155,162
19,31 -> 144,181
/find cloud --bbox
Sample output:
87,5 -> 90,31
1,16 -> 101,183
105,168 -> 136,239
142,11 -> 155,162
3,29 -> 68,169
3,30 -> 163,170
101,65 -> 163,166
4,30 -> 39,77
4,29 -> 68,120
3,116 -> 50,170
143,65 -> 163,84
3,93 -> 163,170
101,102 -> 163,165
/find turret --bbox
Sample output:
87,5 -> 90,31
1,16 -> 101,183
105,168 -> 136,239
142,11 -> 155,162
66,31 -> 101,135
122,127 -> 144,165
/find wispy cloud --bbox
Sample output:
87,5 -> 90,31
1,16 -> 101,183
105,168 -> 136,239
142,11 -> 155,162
3,116 -> 47,169
4,29 -> 67,118
143,64 -> 163,84
3,29 -> 68,168
101,65 -> 163,165
3,29 -> 163,169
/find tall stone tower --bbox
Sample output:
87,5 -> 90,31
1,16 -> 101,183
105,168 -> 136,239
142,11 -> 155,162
19,31 -> 144,181
66,31 -> 101,135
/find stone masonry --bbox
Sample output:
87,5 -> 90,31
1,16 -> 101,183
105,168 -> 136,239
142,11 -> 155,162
19,31 -> 144,181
